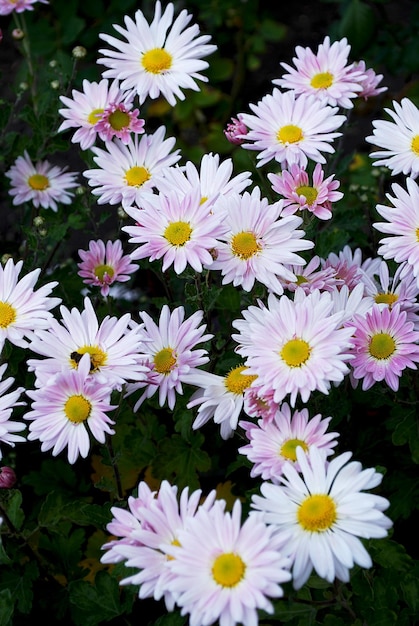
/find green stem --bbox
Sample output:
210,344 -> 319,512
13,12 -> 38,117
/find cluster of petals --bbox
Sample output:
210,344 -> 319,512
77,239 -> 139,297
223,114 -> 248,145
268,162 -> 343,220
0,0 -> 48,16
280,255 -> 343,294
238,88 -> 346,168
321,244 -> 381,292
5,151 -> 79,211
348,60 -> 387,100
97,1 -> 217,106
0,363 -> 26,459
0,258 -> 61,353
252,446 -> 393,590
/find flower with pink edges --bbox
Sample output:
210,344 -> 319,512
0,363 -> 26,460
78,239 -> 139,297
348,60 -> 387,100
94,101 -> 145,144
224,114 -> 248,145
280,255 -> 342,294
321,245 -> 381,292
0,0 -> 48,15
268,162 -> 343,220
243,383 -> 282,422
348,303 -> 419,391
238,402 -> 339,482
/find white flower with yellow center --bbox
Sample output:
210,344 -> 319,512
97,1 -> 217,106
252,446 -> 392,589
0,363 -> 26,459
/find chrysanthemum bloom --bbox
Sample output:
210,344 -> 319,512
166,499 -> 292,626
185,364 -> 258,440
25,354 -> 117,464
239,89 -> 346,168
239,403 -> 339,483
0,364 -> 26,460
58,78 -> 139,150
83,127 -> 180,208
321,244 -> 381,291
0,258 -> 61,353
243,383 -> 282,423
125,305 -> 212,410
366,98 -> 419,177
156,152 -> 252,211
348,60 -> 387,100
232,289 -> 354,406
94,101 -> 145,145
224,114 -> 248,145
123,187 -> 227,274
373,177 -> 419,286
253,446 -> 392,589
0,0 -> 48,16
5,151 -> 79,211
280,255 -> 341,295
97,1 -> 217,106
27,296 -> 150,390
210,187 -> 314,294
348,303 -> 419,392
268,162 -> 343,220
77,239 -> 139,297
101,480 -> 218,611
273,36 -> 366,109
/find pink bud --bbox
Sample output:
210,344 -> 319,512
0,466 -> 17,489
224,114 -> 248,145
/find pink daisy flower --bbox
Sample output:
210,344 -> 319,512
243,383 -> 282,422
268,162 -> 343,220
94,101 -> 145,145
280,255 -> 342,294
0,363 -> 26,460
97,1 -> 217,106
5,151 -> 79,212
224,114 -> 248,145
274,36 -> 366,109
321,245 -> 381,291
348,60 -> 387,100
238,88 -> 346,168
238,402 -> 339,482
125,304 -> 212,410
210,187 -> 314,294
166,499 -> 292,626
0,0 -> 48,15
348,303 -> 419,392
373,177 -> 419,286
101,480 -> 218,611
0,258 -> 60,352
83,127 -> 180,208
123,187 -> 227,274
77,239 -> 139,297
232,289 -> 354,406
25,354 -> 116,464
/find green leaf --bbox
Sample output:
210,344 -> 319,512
0,561 -> 38,614
69,570 -> 134,625
151,613 -> 187,626
152,432 -> 211,490
0,490 -> 24,530
339,0 -> 377,55
0,589 -> 14,626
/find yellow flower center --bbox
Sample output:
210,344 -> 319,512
28,174 -> 49,190
164,221 -> 192,246
87,107 -> 105,125
295,274 -> 309,285
212,553 -> 246,587
141,48 -> 173,74
124,166 -> 151,187
280,338 -> 311,367
108,109 -> 131,131
369,332 -> 396,360
374,293 -> 398,306
0,301 -> 17,328
154,347 -> 177,374
70,345 -> 107,372
277,124 -> 303,145
411,135 -> 419,155
94,264 -> 115,281
231,231 -> 260,259
64,394 -> 92,423
200,195 -> 208,205
298,494 -> 337,532
296,184 -> 318,206
166,538 -> 181,561
280,438 -> 309,462
224,365 -> 257,395
310,71 -> 334,89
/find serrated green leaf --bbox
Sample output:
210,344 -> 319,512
152,432 -> 211,489
69,570 -> 133,625
0,589 -> 14,626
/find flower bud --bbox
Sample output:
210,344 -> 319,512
12,28 -> 25,40
0,466 -> 17,489
72,46 -> 87,59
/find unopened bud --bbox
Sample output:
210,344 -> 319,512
33,215 -> 44,228
0,466 -> 17,489
50,80 -> 60,90
72,46 -> 87,59
12,28 -> 25,40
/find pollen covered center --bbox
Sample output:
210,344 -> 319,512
298,493 -> 337,531
296,185 -> 318,206
164,221 -> 192,246
375,292 -> 398,306
108,108 -> 131,130
28,174 -> 50,190
369,332 -> 396,360
231,231 -> 260,259
0,301 -> 17,328
212,552 -> 246,587
70,345 -> 107,372
64,394 -> 92,423
154,347 -> 177,374
411,135 -> 419,155
277,124 -> 303,145
224,365 -> 257,395
281,338 -> 311,367
94,264 -> 115,281
310,71 -> 334,89
88,108 -> 105,125
124,166 -> 151,187
280,438 -> 309,462
142,48 -> 173,74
